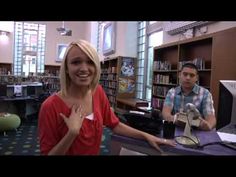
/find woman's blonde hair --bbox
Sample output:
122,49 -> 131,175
59,39 -> 101,96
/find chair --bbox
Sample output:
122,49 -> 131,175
0,113 -> 21,136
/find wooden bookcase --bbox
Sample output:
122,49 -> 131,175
152,44 -> 179,111
0,63 -> 12,75
0,63 -> 13,84
0,64 -> 60,94
100,56 -> 136,109
43,65 -> 60,93
152,27 -> 236,118
44,65 -> 60,77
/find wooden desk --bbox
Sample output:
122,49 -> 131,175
116,98 -> 148,111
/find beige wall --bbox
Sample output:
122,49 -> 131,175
0,21 -> 14,63
0,21 -> 89,66
0,21 -> 137,66
99,21 -> 138,59
0,33 -> 14,63
163,21 -> 236,44
41,21 -> 88,65
3,21 -> 234,67
124,22 -> 138,57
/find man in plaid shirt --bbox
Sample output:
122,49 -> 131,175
162,63 -> 216,131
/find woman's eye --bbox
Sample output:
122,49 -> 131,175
71,60 -> 81,64
88,60 -> 94,65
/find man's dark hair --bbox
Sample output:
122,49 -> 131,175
181,62 -> 198,74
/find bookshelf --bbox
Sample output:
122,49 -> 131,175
0,64 -> 60,93
100,56 -> 137,109
152,45 -> 178,111
43,65 -> 60,93
152,27 -> 236,117
44,65 -> 60,77
0,63 -> 12,75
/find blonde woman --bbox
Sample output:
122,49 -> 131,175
38,40 -> 176,155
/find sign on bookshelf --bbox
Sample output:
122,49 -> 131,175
120,57 -> 135,77
118,78 -> 135,93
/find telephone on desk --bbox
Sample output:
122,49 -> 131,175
175,103 -> 202,127
177,112 -> 201,127
175,103 -> 202,147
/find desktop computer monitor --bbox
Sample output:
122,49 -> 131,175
27,83 -> 43,97
6,85 -> 27,97
216,80 -> 236,130
27,86 -> 36,96
0,84 -> 7,97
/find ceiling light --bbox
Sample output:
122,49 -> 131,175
56,22 -> 72,36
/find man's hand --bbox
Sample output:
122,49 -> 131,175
198,117 -> 211,131
174,112 -> 187,127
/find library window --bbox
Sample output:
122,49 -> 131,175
145,31 -> 163,101
136,21 -> 146,99
137,21 -> 163,101
14,22 -> 46,76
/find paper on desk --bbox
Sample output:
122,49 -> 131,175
137,106 -> 152,110
14,85 -> 22,96
217,132 -> 236,143
119,147 -> 147,156
129,110 -> 145,115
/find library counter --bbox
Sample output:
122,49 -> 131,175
111,127 -> 236,155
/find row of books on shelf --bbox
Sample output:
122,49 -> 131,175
104,88 -> 117,96
107,74 -> 117,80
101,67 -> 117,74
108,95 -> 116,104
100,74 -> 117,81
152,98 -> 164,110
0,75 -> 44,84
43,82 -> 60,91
153,61 -> 172,71
44,69 -> 60,77
179,58 -> 206,70
154,58 -> 208,71
0,75 -> 60,84
0,67 -> 11,75
153,74 -> 177,85
102,81 -> 117,89
152,86 -> 169,97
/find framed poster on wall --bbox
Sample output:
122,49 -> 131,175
102,22 -> 116,56
56,44 -> 68,62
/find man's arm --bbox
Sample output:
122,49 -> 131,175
199,114 -> 216,131
162,105 -> 175,122
162,88 -> 176,122
199,91 -> 217,131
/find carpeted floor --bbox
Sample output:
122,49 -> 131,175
0,120 -> 112,155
